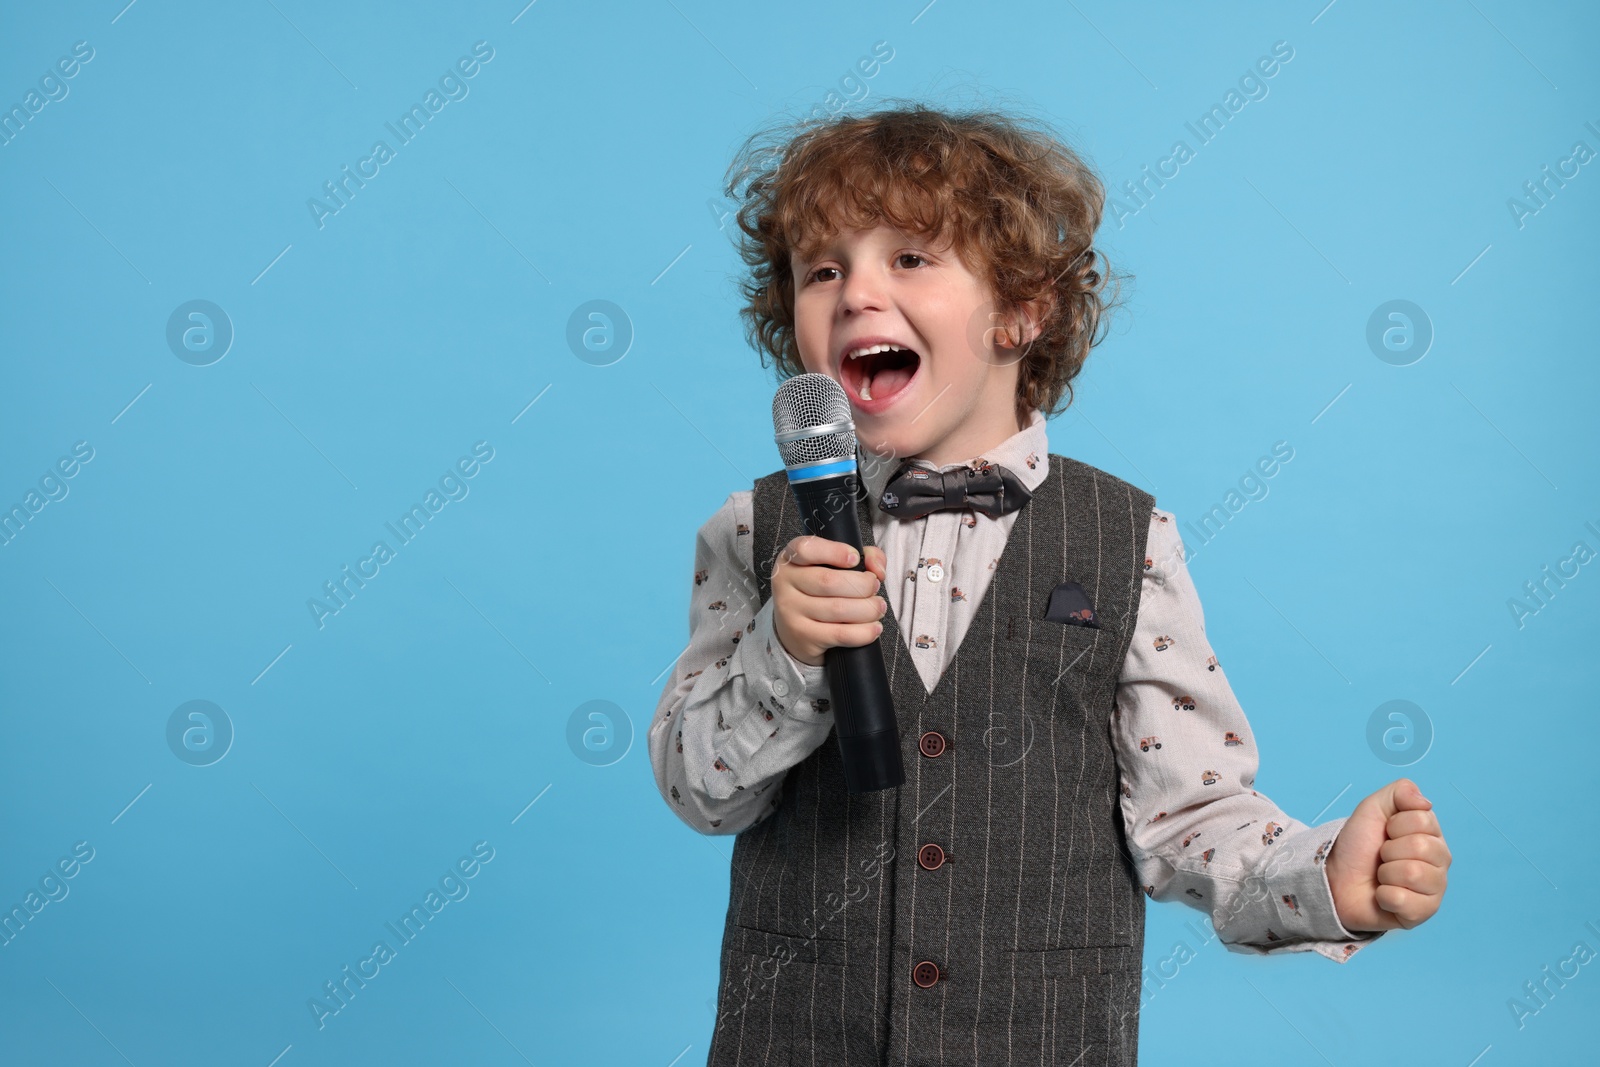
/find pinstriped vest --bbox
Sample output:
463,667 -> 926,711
707,455 -> 1156,1067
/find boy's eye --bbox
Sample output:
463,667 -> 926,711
807,254 -> 924,284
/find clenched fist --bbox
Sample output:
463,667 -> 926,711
1326,778 -> 1451,933
770,536 -> 889,667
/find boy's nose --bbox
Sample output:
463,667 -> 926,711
839,270 -> 889,315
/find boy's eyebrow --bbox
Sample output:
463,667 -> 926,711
793,225 -> 946,265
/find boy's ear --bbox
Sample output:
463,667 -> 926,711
997,291 -> 1056,349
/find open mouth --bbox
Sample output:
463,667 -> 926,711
840,346 -> 920,405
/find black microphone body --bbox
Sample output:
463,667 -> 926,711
787,470 -> 904,794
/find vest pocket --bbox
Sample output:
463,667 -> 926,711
1023,616 -> 1114,680
726,924 -> 848,968
1031,943 -> 1140,978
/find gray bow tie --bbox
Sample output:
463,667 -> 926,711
876,460 -> 1032,521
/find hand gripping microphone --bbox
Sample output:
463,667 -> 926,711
772,373 -> 904,794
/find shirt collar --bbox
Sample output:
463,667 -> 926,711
856,407 -> 1051,509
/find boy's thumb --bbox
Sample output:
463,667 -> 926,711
1389,778 -> 1432,813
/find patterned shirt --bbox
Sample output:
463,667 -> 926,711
648,408 -> 1381,964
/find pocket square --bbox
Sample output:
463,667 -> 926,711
1043,580 -> 1100,628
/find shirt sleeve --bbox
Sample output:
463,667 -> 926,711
1110,508 -> 1385,964
647,490 -> 838,836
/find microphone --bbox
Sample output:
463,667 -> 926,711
772,373 -> 904,794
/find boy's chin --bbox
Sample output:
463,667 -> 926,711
855,425 -> 923,465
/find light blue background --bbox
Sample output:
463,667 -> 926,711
2,2 -> 1596,1065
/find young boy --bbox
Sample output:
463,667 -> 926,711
648,104 -> 1450,1067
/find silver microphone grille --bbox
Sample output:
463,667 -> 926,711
772,373 -> 858,467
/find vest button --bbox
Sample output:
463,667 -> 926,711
912,960 -> 941,988
918,731 -> 947,758
917,843 -> 945,870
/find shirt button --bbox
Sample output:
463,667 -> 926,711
917,843 -> 946,870
919,731 -> 947,758
925,562 -> 944,583
912,960 -> 941,988
771,679 -> 789,697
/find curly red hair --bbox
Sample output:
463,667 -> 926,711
723,101 -> 1128,423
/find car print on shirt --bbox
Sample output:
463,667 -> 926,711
914,634 -> 938,650
1144,557 -> 1153,571
1173,695 -> 1195,711
1153,635 -> 1174,651
811,698 -> 830,714
950,586 -> 967,602
961,513 -> 977,529
1139,736 -> 1162,752
1153,511 -> 1169,524
735,523 -> 749,536
1206,655 -> 1219,671
881,491 -> 899,510
1200,847 -> 1216,868
694,568 -> 709,585
1181,831 -> 1202,848
1024,450 -> 1038,470
707,600 -> 727,611
1281,894 -> 1300,915
1262,821 -> 1284,846
1265,928 -> 1281,942
1185,887 -> 1203,900
1148,810 -> 1169,824
1201,769 -> 1220,785
1314,838 -> 1333,865
1223,731 -> 1244,746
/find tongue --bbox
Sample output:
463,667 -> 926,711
868,362 -> 914,398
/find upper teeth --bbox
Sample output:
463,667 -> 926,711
846,343 -> 905,361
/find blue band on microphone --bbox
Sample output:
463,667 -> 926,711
785,457 -> 857,483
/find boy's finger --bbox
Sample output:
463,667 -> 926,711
1391,779 -> 1431,810
1360,778 -> 1429,827
1385,809 -> 1443,840
1373,884 -> 1437,928
790,564 -> 881,600
1378,833 -> 1452,868
782,535 -> 860,570
798,595 -> 889,625
1377,857 -> 1447,897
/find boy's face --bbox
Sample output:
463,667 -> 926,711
790,223 -> 1032,468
